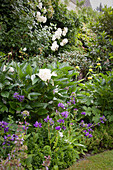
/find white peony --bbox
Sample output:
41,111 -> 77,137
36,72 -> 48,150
62,27 -> 68,36
38,69 -> 52,81
51,41 -> 59,51
60,38 -> 68,46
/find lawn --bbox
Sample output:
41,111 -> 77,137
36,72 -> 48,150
67,150 -> 113,170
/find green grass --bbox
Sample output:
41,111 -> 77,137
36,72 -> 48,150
67,150 -> 113,170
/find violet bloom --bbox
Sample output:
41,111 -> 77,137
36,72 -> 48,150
61,111 -> 68,118
4,127 -> 9,133
74,108 -> 78,111
55,126 -> 61,130
49,118 -> 54,125
34,121 -> 42,128
62,126 -> 66,130
81,112 -> 86,115
13,92 -> 24,102
85,132 -> 89,137
88,128 -> 93,132
44,115 -> 50,122
70,123 -> 73,125
57,119 -> 64,123
88,134 -> 93,138
58,103 -> 65,109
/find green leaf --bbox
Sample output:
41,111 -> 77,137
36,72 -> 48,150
1,91 -> 9,98
26,64 -> 33,76
1,105 -> 8,112
28,92 -> 41,100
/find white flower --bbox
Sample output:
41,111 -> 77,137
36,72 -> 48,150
51,41 -> 59,51
55,28 -> 62,39
43,7 -> 47,14
52,35 -> 56,41
9,67 -> 14,72
62,27 -> 68,36
38,2 -> 42,9
37,15 -> 47,23
38,69 -> 52,81
23,47 -> 27,51
60,38 -> 68,46
36,11 -> 41,17
59,132 -> 63,138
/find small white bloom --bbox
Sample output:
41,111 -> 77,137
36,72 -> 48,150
38,2 -> 42,9
60,38 -> 68,46
38,69 -> 52,81
59,132 -> 63,138
52,35 -> 56,41
43,7 -> 47,14
9,67 -> 14,72
23,47 -> 27,51
62,27 -> 68,36
36,11 -> 41,17
55,28 -> 62,39
51,41 -> 59,51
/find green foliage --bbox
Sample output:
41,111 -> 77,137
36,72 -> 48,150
76,70 -> 113,122
84,123 -> 113,154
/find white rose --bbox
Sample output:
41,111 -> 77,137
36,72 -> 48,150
52,35 -> 56,41
38,69 -> 52,81
55,28 -> 62,39
23,47 -> 27,51
62,27 -> 68,36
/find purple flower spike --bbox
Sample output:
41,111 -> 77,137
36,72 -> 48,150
44,115 -> 50,122
55,126 -> 61,130
34,121 -> 42,128
81,112 -> 86,115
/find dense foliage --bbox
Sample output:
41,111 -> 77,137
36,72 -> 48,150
0,0 -> 113,169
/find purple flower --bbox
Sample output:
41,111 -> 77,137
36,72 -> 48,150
85,132 -> 89,137
62,126 -> 66,130
49,118 -> 54,125
58,103 -> 65,109
55,126 -> 61,130
61,111 -> 68,118
44,115 -> 50,122
74,108 -> 78,111
7,134 -> 11,137
34,121 -> 42,128
4,127 -> 9,133
2,142 -> 5,145
70,123 -> 73,125
87,123 -> 92,127
81,112 -> 86,115
88,134 -> 93,138
88,128 -> 93,132
83,130 -> 87,133
13,92 -> 24,102
57,119 -> 64,123
4,136 -> 7,140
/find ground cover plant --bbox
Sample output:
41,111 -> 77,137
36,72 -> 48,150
0,0 -> 113,169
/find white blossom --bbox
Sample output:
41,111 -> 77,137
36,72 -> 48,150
9,67 -> 14,72
38,2 -> 42,9
54,28 -> 62,39
60,38 -> 68,46
36,11 -> 41,17
38,69 -> 52,81
59,132 -> 63,138
51,41 -> 59,51
62,27 -> 68,36
23,47 -> 27,51
43,7 -> 47,14
51,71 -> 57,77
